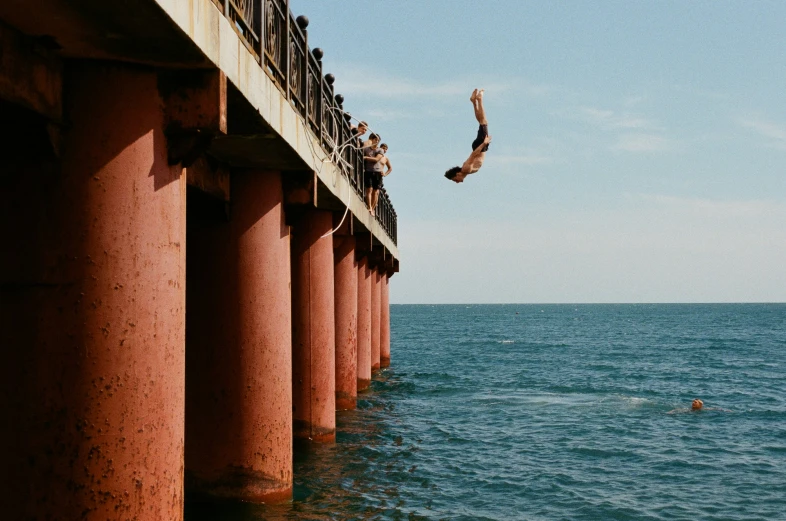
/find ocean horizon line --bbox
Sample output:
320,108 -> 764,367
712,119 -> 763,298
390,301 -> 786,305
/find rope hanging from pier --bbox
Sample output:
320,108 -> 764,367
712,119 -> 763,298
295,104 -> 380,239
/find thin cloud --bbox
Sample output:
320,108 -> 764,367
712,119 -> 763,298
613,134 -> 670,152
325,62 -> 545,100
363,109 -> 417,121
740,118 -> 786,150
580,106 -> 654,130
491,154 -> 553,166
633,193 -> 786,217
671,84 -> 731,101
622,95 -> 647,108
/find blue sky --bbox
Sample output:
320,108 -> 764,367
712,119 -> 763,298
292,1 -> 786,303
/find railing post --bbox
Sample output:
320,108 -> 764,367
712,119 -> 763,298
255,0 -> 263,61
316,53 -> 323,139
285,0 -> 291,102
302,21 -> 308,119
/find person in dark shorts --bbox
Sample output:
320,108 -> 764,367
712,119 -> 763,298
445,89 -> 492,183
363,133 -> 384,212
471,122 -> 490,153
365,143 -> 393,213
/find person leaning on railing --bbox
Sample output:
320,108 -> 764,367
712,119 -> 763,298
350,120 -> 368,149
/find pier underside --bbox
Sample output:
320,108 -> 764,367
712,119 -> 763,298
0,1 -> 398,517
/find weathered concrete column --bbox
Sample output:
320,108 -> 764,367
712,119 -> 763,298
185,170 -> 292,503
371,267 -> 382,371
0,63 -> 186,521
291,209 -> 336,442
381,273 -> 391,368
334,235 -> 358,410
356,256 -> 372,391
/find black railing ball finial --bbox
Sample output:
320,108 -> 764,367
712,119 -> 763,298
313,47 -> 324,61
325,73 -> 335,85
296,15 -> 309,30
334,94 -> 344,105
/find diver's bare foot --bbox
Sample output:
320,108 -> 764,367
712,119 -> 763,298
470,89 -> 478,102
477,89 -> 484,100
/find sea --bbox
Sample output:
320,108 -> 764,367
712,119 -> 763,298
186,304 -> 786,521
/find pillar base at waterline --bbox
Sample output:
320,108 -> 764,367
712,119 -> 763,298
293,420 -> 336,443
186,469 -> 292,504
336,391 -> 357,410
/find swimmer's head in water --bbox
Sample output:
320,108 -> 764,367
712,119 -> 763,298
692,399 -> 704,410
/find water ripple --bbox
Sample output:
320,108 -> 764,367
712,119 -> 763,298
187,304 -> 786,521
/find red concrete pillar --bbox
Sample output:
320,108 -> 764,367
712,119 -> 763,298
356,256 -> 372,391
371,267 -> 382,371
334,235 -> 358,410
185,170 -> 292,502
291,209 -> 336,442
0,63 -> 186,521
380,273 -> 391,368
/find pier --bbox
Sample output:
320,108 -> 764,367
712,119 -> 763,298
0,0 -> 399,518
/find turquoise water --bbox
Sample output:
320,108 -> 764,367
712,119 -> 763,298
188,304 -> 786,520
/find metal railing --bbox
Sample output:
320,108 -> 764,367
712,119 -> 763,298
212,0 -> 397,246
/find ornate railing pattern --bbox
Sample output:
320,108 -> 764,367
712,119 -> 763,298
215,0 -> 397,246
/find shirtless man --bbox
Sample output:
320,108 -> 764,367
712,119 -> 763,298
366,143 -> 393,213
363,133 -> 384,212
379,143 -> 393,177
445,89 -> 491,183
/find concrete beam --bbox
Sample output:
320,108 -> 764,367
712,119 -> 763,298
161,69 -> 227,166
185,155 -> 230,201
0,20 -> 62,121
160,69 -> 227,133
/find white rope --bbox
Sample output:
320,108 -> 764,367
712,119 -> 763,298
294,105 -> 378,239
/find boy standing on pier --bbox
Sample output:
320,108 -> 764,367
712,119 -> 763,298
444,89 -> 491,183
363,134 -> 384,213
379,143 -> 393,178
366,143 -> 393,213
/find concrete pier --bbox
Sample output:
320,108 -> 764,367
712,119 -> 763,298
335,235 -> 359,410
0,0 -> 399,514
291,209 -> 337,442
185,170 -> 293,502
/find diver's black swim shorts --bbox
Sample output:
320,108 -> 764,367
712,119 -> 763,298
471,124 -> 490,152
